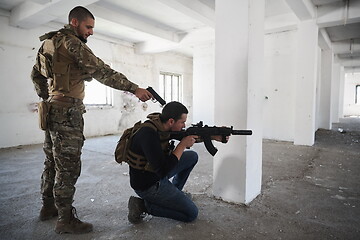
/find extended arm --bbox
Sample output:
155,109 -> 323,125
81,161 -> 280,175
64,36 -> 151,101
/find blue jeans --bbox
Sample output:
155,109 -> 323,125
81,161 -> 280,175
135,150 -> 199,222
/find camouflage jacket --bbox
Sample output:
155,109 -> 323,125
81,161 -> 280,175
31,24 -> 138,100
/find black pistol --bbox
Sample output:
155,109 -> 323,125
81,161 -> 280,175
147,87 -> 166,106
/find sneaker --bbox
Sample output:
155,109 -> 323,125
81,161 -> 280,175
184,191 -> 192,200
128,196 -> 147,224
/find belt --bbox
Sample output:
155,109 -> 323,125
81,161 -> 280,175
50,95 -> 83,104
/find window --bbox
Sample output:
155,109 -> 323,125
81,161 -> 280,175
83,80 -> 113,106
159,72 -> 183,102
356,85 -> 360,104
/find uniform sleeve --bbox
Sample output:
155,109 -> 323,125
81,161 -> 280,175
64,37 -> 139,93
31,48 -> 49,100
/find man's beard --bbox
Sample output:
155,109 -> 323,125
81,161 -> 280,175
78,36 -> 87,43
76,26 -> 87,43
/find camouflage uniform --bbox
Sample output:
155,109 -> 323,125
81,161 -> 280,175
31,24 -> 139,221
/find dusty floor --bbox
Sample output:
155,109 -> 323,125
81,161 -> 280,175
0,118 -> 359,240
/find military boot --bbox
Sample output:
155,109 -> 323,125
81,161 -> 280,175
128,196 -> 147,224
54,207 -> 93,234
39,200 -> 58,221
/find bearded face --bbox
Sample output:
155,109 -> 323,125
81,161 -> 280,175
71,17 -> 94,43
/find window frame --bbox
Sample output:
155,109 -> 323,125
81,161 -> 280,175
159,72 -> 183,103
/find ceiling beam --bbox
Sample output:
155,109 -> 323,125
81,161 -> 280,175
332,39 -> 360,54
316,0 -> 360,27
0,8 -> 10,17
265,12 -> 299,34
338,52 -> 360,58
318,28 -> 332,50
312,0 -> 341,5
88,4 -> 184,43
344,66 -> 360,73
135,27 -> 214,54
158,0 -> 215,28
284,0 -> 316,20
10,0 -> 99,28
135,39 -> 178,54
335,56 -> 360,67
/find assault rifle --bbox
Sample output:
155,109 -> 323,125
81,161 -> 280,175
147,87 -> 166,106
169,121 -> 252,156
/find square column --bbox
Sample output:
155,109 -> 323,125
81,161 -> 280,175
331,63 -> 341,123
338,66 -> 345,118
318,49 -> 334,130
213,0 -> 264,204
294,20 -> 319,146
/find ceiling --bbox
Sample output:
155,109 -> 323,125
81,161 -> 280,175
0,0 -> 359,69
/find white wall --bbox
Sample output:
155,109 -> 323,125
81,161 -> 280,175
263,30 -> 297,141
193,42 -> 215,125
343,72 -> 360,116
0,15 -> 193,148
0,15 -> 45,148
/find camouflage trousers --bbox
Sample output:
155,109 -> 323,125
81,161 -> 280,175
41,101 -> 85,220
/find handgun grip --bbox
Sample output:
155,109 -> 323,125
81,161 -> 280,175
146,87 -> 166,106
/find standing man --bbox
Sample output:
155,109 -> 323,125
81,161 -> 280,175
31,6 -> 152,234
126,101 -> 227,223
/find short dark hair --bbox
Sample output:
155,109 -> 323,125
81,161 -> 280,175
160,101 -> 188,123
68,6 -> 95,23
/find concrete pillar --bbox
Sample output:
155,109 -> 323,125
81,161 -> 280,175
339,66 -> 345,118
294,20 -> 318,146
193,42 -> 215,125
213,0 -> 264,204
315,47 -> 322,131
318,49 -> 334,130
331,63 -> 341,123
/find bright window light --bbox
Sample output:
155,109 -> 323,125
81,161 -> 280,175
83,80 -> 113,106
159,72 -> 182,102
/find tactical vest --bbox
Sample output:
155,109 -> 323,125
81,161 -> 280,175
127,114 -> 171,173
38,26 -> 92,100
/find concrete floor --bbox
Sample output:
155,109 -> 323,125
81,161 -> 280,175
0,118 -> 359,240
